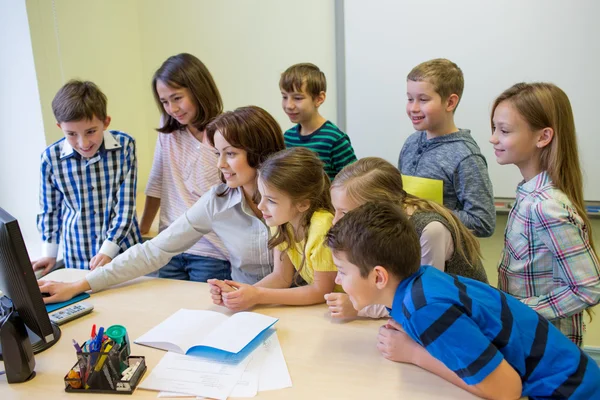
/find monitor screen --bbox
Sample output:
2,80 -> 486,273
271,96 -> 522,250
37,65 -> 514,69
0,207 -> 60,357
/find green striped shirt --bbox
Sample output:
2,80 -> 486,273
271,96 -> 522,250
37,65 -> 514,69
284,121 -> 357,181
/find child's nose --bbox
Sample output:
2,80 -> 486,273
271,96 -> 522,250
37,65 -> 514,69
489,130 -> 499,144
334,273 -> 341,285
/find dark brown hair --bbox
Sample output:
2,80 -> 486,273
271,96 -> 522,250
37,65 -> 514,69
206,106 -> 285,201
52,80 -> 107,123
152,53 -> 223,133
279,63 -> 326,98
326,201 -> 421,279
259,147 -> 333,280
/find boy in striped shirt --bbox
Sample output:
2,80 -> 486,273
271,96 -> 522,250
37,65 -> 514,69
280,63 -> 356,181
327,202 -> 600,400
33,80 -> 141,275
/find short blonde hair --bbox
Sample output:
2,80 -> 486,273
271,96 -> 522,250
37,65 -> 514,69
279,63 -> 326,98
407,58 -> 464,106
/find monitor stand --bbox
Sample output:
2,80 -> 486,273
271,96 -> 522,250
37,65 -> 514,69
0,321 -> 61,360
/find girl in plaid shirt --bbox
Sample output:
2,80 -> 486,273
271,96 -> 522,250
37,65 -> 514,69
490,82 -> 600,347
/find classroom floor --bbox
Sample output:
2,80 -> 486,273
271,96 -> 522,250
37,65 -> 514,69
480,214 -> 600,348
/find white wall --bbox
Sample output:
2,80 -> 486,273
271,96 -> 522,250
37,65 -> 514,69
0,0 -> 46,258
343,0 -> 600,200
26,0 -> 339,195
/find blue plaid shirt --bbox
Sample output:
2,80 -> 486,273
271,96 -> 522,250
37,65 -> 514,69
37,130 -> 141,269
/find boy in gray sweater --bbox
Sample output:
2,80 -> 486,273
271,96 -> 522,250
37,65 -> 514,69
398,59 -> 495,237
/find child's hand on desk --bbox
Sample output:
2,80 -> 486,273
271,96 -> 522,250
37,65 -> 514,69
208,279 -> 237,306
31,256 -> 57,277
377,319 -> 420,364
324,292 -> 359,319
89,253 -> 112,270
221,280 -> 258,312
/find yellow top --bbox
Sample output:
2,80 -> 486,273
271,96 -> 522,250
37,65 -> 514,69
270,210 -> 340,289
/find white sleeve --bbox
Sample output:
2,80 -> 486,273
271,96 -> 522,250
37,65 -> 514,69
357,304 -> 390,319
86,192 -> 215,291
419,221 -> 454,272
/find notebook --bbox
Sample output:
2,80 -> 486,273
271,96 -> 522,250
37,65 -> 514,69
134,309 -> 278,356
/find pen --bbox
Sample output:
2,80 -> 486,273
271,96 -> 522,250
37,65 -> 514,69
72,339 -> 82,354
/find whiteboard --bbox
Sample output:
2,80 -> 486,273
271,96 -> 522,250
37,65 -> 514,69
342,0 -> 600,200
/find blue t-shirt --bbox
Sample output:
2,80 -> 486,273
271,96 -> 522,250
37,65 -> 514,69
390,266 -> 600,399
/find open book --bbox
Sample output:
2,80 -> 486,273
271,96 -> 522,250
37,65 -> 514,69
134,309 -> 278,355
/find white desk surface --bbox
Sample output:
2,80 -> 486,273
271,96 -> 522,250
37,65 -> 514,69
1,270 -> 478,399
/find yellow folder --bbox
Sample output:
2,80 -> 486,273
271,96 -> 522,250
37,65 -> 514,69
401,175 -> 444,205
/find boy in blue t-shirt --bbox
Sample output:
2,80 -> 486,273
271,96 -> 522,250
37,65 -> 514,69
326,201 -> 600,399
279,63 -> 356,181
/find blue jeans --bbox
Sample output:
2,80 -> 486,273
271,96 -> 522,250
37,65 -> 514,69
158,253 -> 231,282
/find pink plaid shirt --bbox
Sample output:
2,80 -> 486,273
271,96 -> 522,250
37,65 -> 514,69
498,171 -> 600,347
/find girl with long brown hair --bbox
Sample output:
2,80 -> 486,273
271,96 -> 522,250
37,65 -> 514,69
490,82 -> 600,347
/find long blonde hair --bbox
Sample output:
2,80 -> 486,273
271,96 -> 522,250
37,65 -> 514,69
491,83 -> 596,256
258,147 -> 333,281
332,157 -> 482,268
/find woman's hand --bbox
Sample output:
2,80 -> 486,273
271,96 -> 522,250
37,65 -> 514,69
38,279 -> 89,304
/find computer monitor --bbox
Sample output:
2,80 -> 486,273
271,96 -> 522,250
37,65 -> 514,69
0,207 -> 61,360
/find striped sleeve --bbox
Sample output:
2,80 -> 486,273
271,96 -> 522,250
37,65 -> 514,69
37,149 -> 63,257
331,134 -> 357,177
102,137 -> 138,257
405,302 -> 504,385
522,198 -> 600,320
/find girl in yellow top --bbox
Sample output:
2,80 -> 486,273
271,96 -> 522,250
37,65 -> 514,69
209,147 -> 337,311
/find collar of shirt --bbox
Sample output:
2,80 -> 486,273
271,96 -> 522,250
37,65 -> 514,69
60,130 -> 122,160
516,170 -> 551,198
390,265 -> 427,314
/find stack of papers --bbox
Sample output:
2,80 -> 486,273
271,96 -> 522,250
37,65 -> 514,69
135,309 -> 291,399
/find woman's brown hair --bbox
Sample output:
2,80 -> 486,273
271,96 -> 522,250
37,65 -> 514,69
205,106 -> 286,202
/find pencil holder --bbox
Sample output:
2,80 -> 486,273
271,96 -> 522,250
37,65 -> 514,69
63,333 -> 145,394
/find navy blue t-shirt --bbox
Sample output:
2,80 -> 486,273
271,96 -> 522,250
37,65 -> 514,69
390,266 -> 600,399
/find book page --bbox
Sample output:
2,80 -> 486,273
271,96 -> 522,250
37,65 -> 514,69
200,312 -> 278,354
135,309 -> 228,353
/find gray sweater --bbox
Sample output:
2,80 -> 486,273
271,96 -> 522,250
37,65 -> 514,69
399,129 -> 495,237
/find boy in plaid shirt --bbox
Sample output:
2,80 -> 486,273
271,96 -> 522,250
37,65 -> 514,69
34,80 -> 141,274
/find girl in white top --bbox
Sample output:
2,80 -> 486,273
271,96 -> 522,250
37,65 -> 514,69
324,157 -> 487,319
140,53 -> 229,282
38,106 -> 286,303
209,147 -> 338,311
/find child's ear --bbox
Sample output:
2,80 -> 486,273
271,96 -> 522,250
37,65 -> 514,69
296,199 -> 311,213
103,116 -> 112,130
373,265 -> 389,289
314,91 -> 326,108
445,94 -> 459,112
537,127 -> 554,148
